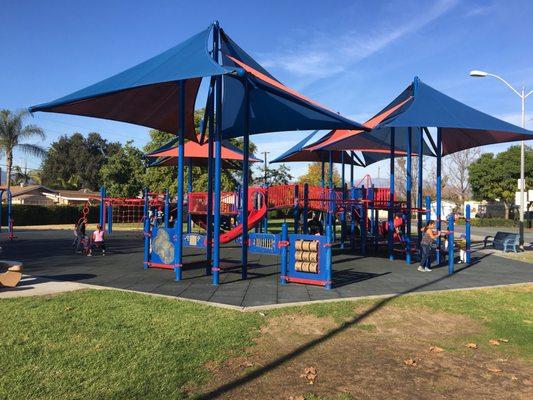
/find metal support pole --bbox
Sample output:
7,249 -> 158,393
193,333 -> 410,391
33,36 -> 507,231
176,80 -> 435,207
361,185 -> 367,255
465,204 -> 471,264
350,152 -> 355,187
143,188 -> 150,269
241,79 -> 250,280
174,80 -> 186,281
187,158 -> 193,234
293,184 -> 299,234
279,222 -> 288,284
447,215 -> 455,274
99,186 -> 105,227
436,128 -> 442,264
388,128 -> 395,260
325,224 -> 332,289
107,204 -> 112,234
425,196 -> 431,224
206,80 -> 215,271
212,23 -> 222,285
406,127 -> 412,264
328,150 -> 334,239
341,152 -> 346,249
418,128 -> 424,244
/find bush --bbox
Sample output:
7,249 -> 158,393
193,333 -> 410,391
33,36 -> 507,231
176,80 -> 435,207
455,217 -> 516,227
8,205 -> 100,226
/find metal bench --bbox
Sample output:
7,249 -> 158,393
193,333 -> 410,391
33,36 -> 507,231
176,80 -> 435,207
483,231 -> 519,253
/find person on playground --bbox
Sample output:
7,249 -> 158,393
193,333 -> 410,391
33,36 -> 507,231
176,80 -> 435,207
418,220 -> 440,272
88,224 -> 106,256
73,218 -> 87,253
458,233 -> 467,264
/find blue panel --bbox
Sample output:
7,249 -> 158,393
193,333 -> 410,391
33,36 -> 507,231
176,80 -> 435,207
150,226 -> 178,267
183,233 -> 207,249
286,234 -> 328,284
248,233 -> 282,255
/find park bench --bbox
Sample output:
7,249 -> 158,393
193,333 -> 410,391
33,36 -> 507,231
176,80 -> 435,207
483,232 -> 519,253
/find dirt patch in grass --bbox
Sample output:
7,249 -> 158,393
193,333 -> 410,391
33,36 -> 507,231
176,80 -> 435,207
196,307 -> 533,400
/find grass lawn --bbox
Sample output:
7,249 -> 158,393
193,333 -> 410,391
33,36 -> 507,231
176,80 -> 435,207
1,285 -> 532,399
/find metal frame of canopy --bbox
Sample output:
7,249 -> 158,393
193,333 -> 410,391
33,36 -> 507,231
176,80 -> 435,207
30,21 -> 368,286
310,77 -> 533,271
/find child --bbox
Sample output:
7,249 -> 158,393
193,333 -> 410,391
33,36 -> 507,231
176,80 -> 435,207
458,233 -> 467,264
418,220 -> 441,272
73,218 -> 87,253
88,224 -> 106,256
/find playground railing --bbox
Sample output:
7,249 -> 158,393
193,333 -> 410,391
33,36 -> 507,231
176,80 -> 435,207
188,192 -> 238,215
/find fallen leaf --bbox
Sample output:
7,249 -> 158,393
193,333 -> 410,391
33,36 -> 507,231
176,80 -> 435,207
511,375 -> 518,381
498,338 -> 509,343
489,339 -> 501,346
288,396 -> 304,400
300,367 -> 318,384
429,346 -> 444,353
403,358 -> 417,366
465,343 -> 478,349
240,361 -> 254,368
487,366 -> 502,373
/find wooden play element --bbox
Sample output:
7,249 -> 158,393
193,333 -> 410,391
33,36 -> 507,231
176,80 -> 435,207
0,261 -> 23,288
294,239 -> 320,273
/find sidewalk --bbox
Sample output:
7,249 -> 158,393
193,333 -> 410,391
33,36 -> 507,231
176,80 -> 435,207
0,275 -> 90,299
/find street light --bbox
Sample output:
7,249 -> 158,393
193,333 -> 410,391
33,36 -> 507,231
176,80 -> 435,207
470,70 -> 533,246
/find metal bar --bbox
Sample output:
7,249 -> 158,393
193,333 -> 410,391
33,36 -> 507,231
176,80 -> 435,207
436,127 -> 442,264
206,79 -> 215,270
466,204 -> 471,264
187,158 -> 193,234
388,127 -> 395,260
406,127 -> 412,264
241,78 -> 250,280
174,79 -> 186,281
279,222 -> 288,284
164,188 -> 169,228
417,127 -> 424,244
447,215 -> 454,274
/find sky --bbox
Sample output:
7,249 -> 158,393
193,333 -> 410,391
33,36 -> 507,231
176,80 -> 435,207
1,0 -> 532,181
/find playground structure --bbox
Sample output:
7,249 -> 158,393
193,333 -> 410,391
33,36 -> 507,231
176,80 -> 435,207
29,22 -> 532,289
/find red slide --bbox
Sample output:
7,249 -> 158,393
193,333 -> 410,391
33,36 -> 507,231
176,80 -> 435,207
219,193 -> 267,244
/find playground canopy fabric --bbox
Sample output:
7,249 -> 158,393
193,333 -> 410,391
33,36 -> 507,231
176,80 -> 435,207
29,26 -> 231,141
145,135 -> 261,169
270,130 -> 363,165
29,23 -> 367,140
218,29 -> 368,138
311,77 -> 532,155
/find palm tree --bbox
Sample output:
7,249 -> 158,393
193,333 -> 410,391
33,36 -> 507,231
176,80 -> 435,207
0,109 -> 46,191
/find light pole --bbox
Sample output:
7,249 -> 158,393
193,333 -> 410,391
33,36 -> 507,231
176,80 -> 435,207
470,70 -> 533,246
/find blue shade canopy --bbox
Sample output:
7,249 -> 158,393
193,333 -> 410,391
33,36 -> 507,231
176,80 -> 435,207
29,25 -> 234,141
219,29 -> 368,138
375,77 -> 533,155
270,131 -> 362,165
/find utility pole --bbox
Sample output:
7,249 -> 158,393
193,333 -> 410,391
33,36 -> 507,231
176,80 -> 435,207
262,151 -> 270,186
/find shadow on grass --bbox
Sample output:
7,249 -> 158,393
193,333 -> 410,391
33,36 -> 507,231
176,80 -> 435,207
197,262 -> 478,399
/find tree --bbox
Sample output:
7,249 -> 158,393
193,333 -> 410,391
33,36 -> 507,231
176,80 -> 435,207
101,142 -> 145,197
11,165 -> 31,185
0,109 -> 46,191
298,162 -> 341,187
41,132 -> 120,190
255,163 -> 293,186
142,130 -> 178,195
444,148 -> 480,203
468,145 -> 533,218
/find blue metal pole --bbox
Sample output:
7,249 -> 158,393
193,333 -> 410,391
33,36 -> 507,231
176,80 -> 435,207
293,184 -> 299,234
350,187 -> 355,250
406,127 -> 412,264
302,183 -> 309,234
418,128 -> 424,244
448,215 -> 454,274
321,155 -> 325,188
187,158 -> 193,234
143,188 -> 150,269
241,79 -> 250,280
436,128 -> 442,264
206,79 -> 215,270
466,204 -> 471,264
328,150 -> 334,234
361,185 -> 367,255
174,80 -> 186,281
164,188 -> 169,228
425,195 -> 431,224
99,186 -> 105,227
279,222 -> 288,285
212,22 -> 222,285
0,190 -> 3,233
7,190 -> 12,239
341,152 -> 346,249
325,224 -> 332,289
388,128 -> 395,260
350,152 -> 355,187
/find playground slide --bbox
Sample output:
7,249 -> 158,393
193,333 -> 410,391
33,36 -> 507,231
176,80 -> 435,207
219,202 -> 268,244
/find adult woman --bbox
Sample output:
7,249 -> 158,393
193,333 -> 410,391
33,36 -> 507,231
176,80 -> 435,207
418,220 -> 441,272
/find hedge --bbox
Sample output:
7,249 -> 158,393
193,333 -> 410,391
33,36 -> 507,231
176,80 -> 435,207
7,205 -> 100,226
455,217 -> 517,228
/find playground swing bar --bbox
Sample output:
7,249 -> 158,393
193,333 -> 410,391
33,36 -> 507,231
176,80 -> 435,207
0,189 -> 14,241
